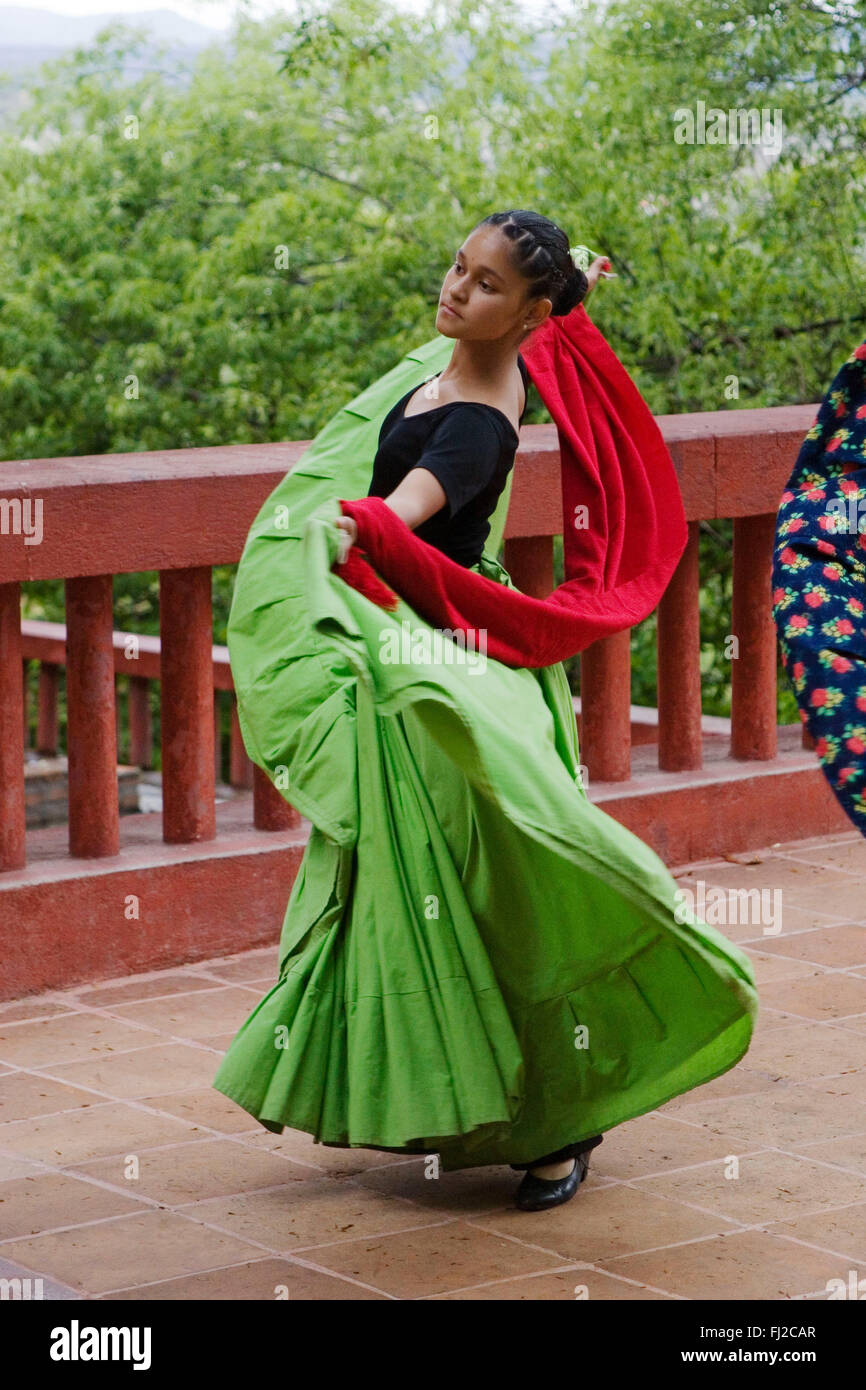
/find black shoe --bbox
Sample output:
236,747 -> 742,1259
513,1149 -> 591,1212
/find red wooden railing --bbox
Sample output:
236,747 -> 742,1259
0,403 -> 818,875
19,618 -> 254,785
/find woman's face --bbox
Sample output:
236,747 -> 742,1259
436,225 -> 544,341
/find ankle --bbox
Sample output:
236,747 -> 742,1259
529,1156 -> 576,1180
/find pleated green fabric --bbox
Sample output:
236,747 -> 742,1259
212,334 -> 759,1171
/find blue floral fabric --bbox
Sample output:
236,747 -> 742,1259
772,340 -> 866,835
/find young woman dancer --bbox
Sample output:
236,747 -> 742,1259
335,215 -> 608,1206
213,211 -> 759,1214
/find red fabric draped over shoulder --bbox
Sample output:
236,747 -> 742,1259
335,304 -> 689,669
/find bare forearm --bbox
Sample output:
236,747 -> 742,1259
334,467 -> 448,561
383,467 -> 448,530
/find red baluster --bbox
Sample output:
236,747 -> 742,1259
213,694 -> 220,782
731,514 -> 778,760
159,567 -> 216,843
37,663 -> 59,755
503,535 -> 554,598
1,584 -> 26,870
229,696 -> 254,789
253,764 -> 300,831
128,675 -> 152,768
65,574 -> 120,857
580,629 -> 632,782
658,521 -> 702,771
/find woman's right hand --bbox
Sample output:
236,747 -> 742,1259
334,514 -> 358,564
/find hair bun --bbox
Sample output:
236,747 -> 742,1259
552,265 -> 588,317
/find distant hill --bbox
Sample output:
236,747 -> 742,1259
0,5 -> 225,48
0,5 -> 227,118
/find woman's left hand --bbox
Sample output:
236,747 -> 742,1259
584,255 -> 616,300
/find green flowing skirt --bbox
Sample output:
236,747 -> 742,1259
212,338 -> 759,1172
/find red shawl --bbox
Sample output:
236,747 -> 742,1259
334,304 -> 688,669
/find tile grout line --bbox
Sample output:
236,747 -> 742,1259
418,1262 -> 689,1300
464,1212 -> 866,1277
92,1251 -> 402,1302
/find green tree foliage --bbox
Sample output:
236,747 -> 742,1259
5,0 -> 866,754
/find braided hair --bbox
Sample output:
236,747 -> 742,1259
474,210 -> 588,318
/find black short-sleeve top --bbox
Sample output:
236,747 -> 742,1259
366,354 -> 530,568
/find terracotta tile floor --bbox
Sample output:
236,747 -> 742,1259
1,828 -> 865,1301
